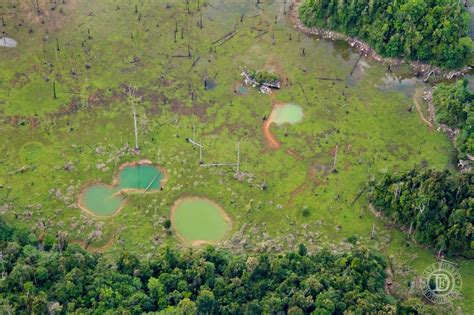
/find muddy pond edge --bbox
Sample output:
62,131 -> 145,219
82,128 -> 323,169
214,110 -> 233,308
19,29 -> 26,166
77,159 -> 169,218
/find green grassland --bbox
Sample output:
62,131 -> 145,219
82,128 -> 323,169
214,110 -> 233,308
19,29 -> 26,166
0,0 -> 472,311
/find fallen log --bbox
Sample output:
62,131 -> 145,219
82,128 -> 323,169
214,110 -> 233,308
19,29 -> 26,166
351,186 -> 367,206
297,82 -> 310,106
349,55 -> 362,76
144,172 -> 162,192
251,26 -> 267,32
189,56 -> 201,70
315,77 -> 343,82
8,165 -> 36,175
212,31 -> 235,45
200,163 -> 237,167
424,69 -> 435,82
255,30 -> 268,38
217,33 -> 236,46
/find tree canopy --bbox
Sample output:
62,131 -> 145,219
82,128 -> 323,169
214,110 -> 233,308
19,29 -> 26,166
299,0 -> 473,68
433,79 -> 474,160
0,219 -> 407,314
369,168 -> 473,254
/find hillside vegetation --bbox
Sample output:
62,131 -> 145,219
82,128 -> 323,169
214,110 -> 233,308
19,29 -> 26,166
433,79 -> 474,160
0,220 -> 407,314
299,0 -> 473,68
370,168 -> 473,255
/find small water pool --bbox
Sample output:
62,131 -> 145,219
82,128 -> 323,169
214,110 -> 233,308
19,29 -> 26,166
204,79 -> 216,90
235,84 -> 248,94
118,164 -> 164,190
81,185 -> 123,216
270,103 -> 304,126
377,76 -> 420,98
79,162 -> 165,216
171,197 -> 231,245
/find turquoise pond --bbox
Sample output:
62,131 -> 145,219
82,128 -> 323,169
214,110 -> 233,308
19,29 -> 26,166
81,164 -> 164,216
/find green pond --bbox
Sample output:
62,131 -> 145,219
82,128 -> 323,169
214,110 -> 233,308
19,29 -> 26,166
81,164 -> 164,216
271,103 -> 304,126
172,198 -> 231,243
117,164 -> 163,190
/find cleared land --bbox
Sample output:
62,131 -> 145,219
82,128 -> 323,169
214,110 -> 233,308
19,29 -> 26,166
0,0 -> 471,311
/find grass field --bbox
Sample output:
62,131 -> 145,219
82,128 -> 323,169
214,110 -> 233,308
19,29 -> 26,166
0,0 -> 472,311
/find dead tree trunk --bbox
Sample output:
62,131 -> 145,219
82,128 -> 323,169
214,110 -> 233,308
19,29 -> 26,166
236,141 -> 241,173
332,144 -> 339,173
133,109 -> 139,151
128,86 -> 140,152
199,141 -> 203,164
35,0 -> 41,14
174,21 -> 178,42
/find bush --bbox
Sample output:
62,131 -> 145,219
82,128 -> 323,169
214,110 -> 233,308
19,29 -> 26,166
249,69 -> 280,85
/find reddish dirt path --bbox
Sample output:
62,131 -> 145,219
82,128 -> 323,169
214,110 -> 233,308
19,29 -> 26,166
414,88 -> 433,129
263,98 -> 284,150
288,181 -> 310,207
286,148 -> 304,160
263,118 -> 281,149
287,166 -> 318,207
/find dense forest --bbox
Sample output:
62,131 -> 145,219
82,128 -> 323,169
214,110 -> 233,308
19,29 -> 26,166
370,168 -> 473,254
433,79 -> 474,160
299,0 -> 473,68
0,219 -> 414,314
